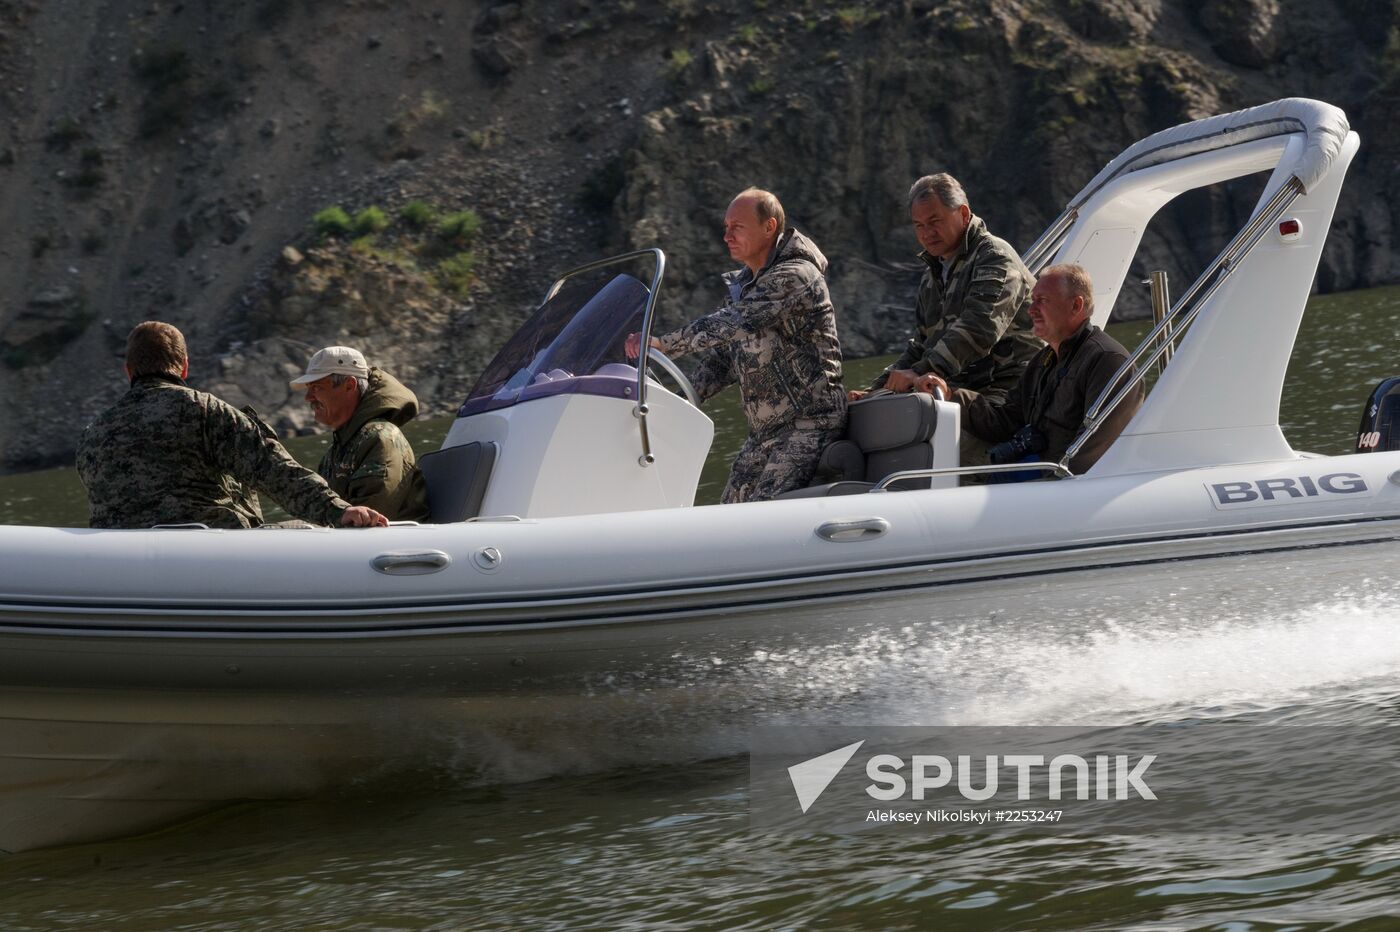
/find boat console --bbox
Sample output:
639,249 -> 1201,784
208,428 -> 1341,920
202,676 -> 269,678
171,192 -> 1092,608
435,251 -> 714,520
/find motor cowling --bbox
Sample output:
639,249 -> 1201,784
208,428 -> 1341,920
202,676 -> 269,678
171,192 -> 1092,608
1355,376 -> 1400,453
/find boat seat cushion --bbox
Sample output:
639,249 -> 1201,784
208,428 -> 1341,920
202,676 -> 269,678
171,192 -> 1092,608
810,440 -> 865,485
848,392 -> 938,452
775,393 -> 940,499
417,441 -> 498,523
774,480 -> 875,499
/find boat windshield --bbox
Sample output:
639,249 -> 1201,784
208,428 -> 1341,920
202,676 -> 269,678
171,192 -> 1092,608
460,272 -> 650,416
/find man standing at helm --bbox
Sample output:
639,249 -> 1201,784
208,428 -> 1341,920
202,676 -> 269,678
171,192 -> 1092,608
626,188 -> 846,503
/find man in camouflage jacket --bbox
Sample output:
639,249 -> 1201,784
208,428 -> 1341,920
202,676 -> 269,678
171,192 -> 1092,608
293,345 -> 429,522
854,174 -> 1041,464
77,322 -> 387,529
627,188 -> 846,503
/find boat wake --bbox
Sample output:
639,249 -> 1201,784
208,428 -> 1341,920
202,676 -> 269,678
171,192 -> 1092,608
338,590 -> 1400,791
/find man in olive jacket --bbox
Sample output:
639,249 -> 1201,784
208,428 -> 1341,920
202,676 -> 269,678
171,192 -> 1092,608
293,346 -> 430,521
855,173 -> 1040,402
920,264 -> 1142,477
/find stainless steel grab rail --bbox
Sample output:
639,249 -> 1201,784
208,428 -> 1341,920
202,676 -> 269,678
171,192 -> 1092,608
1020,208 -> 1078,275
873,461 -> 1074,490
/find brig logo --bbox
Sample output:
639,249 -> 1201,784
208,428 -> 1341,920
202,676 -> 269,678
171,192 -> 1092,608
1206,472 -> 1371,510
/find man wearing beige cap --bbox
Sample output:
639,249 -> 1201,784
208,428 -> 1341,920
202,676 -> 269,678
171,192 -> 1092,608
292,346 -> 429,522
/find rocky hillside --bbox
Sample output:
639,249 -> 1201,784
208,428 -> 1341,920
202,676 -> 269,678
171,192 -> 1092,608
2,0 -> 1398,470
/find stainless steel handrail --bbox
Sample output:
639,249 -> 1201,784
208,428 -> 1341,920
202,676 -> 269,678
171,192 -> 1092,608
1020,209 -> 1078,274
872,461 -> 1074,490
1147,270 -> 1173,376
1061,178 -> 1304,468
537,248 -> 667,467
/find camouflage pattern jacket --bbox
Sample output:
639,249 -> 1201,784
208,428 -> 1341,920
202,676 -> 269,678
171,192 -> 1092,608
953,322 -> 1142,474
657,229 -> 846,437
317,368 -> 429,522
76,374 -> 350,529
871,215 -> 1041,401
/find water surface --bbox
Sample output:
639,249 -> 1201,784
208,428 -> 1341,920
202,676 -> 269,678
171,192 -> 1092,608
2,286 -> 1400,928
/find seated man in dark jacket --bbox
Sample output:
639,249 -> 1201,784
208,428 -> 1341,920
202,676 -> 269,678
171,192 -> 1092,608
292,346 -> 429,521
919,264 -> 1143,477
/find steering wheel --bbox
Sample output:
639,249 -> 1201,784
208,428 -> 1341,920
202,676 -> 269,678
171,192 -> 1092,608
645,346 -> 700,408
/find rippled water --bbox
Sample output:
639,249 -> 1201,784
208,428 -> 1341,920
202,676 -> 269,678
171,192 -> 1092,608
2,597 -> 1397,929
3,287 -> 1400,927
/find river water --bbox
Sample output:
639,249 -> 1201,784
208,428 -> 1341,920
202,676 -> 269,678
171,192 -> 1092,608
2,288 -> 1400,928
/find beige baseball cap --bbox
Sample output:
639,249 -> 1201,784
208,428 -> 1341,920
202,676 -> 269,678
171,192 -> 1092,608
290,345 -> 369,387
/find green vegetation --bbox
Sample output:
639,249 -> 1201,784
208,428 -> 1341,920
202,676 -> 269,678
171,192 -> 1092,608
301,200 -> 483,300
352,206 -> 389,236
400,200 -> 437,229
312,206 -> 353,237
437,252 -> 477,299
666,48 -> 694,80
436,209 -> 482,245
387,89 -> 448,143
748,77 -> 774,95
737,24 -> 759,44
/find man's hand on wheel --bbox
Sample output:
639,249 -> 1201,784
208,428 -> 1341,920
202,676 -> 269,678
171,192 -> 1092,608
624,333 -> 663,360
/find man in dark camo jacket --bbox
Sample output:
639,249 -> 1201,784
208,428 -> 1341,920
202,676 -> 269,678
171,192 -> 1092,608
76,321 -> 388,530
626,188 -> 846,503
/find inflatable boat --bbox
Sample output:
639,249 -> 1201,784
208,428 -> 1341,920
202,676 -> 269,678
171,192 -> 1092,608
3,98 -> 1398,852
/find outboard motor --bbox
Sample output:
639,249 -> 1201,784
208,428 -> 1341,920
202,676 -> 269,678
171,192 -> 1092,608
1355,376 -> 1400,453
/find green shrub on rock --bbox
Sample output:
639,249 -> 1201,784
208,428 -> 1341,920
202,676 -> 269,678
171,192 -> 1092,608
312,206 -> 352,238
437,209 -> 482,245
437,251 -> 476,299
400,200 -> 437,229
352,206 -> 389,236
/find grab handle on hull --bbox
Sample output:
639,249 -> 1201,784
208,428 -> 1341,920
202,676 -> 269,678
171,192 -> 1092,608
371,551 -> 453,575
816,518 -> 890,542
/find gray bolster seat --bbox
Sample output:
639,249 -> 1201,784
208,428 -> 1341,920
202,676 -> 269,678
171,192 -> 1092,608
416,441 -> 499,522
778,392 -> 939,498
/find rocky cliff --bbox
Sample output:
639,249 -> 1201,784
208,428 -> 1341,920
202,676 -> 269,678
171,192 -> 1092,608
2,0 -> 1398,470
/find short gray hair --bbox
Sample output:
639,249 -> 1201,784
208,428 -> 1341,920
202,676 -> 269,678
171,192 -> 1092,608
1040,263 -> 1095,317
908,173 -> 968,210
330,373 -> 369,396
733,187 -> 786,236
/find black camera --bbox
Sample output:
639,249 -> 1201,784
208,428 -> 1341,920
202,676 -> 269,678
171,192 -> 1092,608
987,425 -> 1048,464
